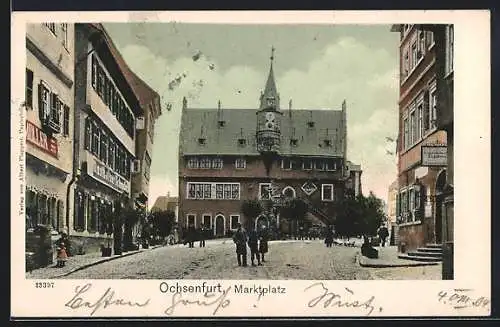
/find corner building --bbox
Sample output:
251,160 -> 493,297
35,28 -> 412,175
71,23 -> 143,250
178,52 -> 362,237
391,24 -> 452,252
25,23 -> 75,233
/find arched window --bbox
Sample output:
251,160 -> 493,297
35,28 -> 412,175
282,186 -> 296,199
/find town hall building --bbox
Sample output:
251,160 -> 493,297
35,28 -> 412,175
178,49 -> 362,237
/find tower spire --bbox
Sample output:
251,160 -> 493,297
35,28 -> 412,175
260,46 -> 280,110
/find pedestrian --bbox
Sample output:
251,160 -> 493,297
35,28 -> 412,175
325,225 -> 334,248
248,229 -> 261,266
232,223 -> 248,267
56,241 -> 68,268
199,223 -> 206,248
377,224 -> 389,247
259,226 -> 269,263
188,224 -> 196,248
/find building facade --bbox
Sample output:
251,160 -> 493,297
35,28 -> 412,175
127,70 -> 162,210
25,23 -> 75,234
178,51 -> 361,237
391,24 -> 452,252
71,23 -> 144,251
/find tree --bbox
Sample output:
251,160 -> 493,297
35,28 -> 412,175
149,210 -> 176,241
280,198 -> 308,236
360,192 -> 386,236
241,200 -> 263,231
334,190 -> 386,239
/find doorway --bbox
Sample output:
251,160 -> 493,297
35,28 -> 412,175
215,215 -> 225,237
435,169 -> 447,244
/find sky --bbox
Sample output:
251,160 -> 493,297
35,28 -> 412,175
103,23 -> 400,208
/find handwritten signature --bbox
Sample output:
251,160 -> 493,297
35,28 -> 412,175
65,283 -> 150,316
437,289 -> 490,310
304,282 -> 382,316
164,286 -> 232,316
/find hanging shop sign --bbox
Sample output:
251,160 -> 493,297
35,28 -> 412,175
26,120 -> 58,158
421,145 -> 447,167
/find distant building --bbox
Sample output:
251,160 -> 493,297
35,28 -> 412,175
391,24 -> 452,252
177,49 -> 362,237
151,193 -> 179,222
387,179 -> 398,226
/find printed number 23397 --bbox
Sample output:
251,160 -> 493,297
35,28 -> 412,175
35,282 -> 55,288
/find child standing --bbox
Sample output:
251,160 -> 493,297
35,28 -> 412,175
56,242 -> 68,268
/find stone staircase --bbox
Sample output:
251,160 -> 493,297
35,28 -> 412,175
302,199 -> 332,226
398,243 -> 443,263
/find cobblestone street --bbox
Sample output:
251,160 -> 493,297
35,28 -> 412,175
44,239 -> 441,280
57,239 -> 373,280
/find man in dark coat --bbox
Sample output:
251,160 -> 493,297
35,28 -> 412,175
324,226 -> 334,248
258,226 -> 269,263
187,224 -> 196,248
232,223 -> 248,266
199,223 -> 206,248
378,224 -> 389,247
248,229 -> 261,266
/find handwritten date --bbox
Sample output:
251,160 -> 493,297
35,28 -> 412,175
65,283 -> 150,316
437,290 -> 490,310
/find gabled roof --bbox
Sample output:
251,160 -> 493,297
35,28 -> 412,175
151,195 -> 178,212
179,108 -> 346,157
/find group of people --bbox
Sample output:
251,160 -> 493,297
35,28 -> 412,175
232,223 -> 269,267
184,223 -> 209,248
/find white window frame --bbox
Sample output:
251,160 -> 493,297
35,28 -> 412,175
429,82 -> 437,129
235,158 -> 246,169
61,23 -> 68,50
186,182 -> 240,200
202,214 -> 212,229
259,183 -> 272,200
321,184 -> 334,202
186,214 -> 196,228
281,158 -> 292,170
187,157 -> 199,169
200,157 -> 211,169
325,160 -> 336,171
212,158 -> 223,169
230,214 -> 240,231
302,159 -> 313,170
445,25 -> 454,76
315,160 -> 325,171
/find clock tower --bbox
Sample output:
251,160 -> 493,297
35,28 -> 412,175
256,47 -> 282,154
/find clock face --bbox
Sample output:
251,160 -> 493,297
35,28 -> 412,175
265,112 -> 276,130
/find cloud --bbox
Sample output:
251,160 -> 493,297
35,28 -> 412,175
119,35 -> 399,206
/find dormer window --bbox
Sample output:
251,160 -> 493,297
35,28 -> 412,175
307,121 -> 315,128
238,138 -> 246,147
290,138 -> 298,147
198,138 -> 206,145
218,120 -> 226,127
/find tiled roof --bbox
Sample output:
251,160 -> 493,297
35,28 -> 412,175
179,108 -> 346,157
151,195 -> 178,212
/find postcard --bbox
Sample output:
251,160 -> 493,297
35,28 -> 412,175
11,10 -> 491,318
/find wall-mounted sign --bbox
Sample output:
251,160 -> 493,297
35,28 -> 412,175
92,159 -> 130,193
421,145 -> 447,167
26,120 -> 58,158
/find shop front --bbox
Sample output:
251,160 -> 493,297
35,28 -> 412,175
71,153 -> 131,254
